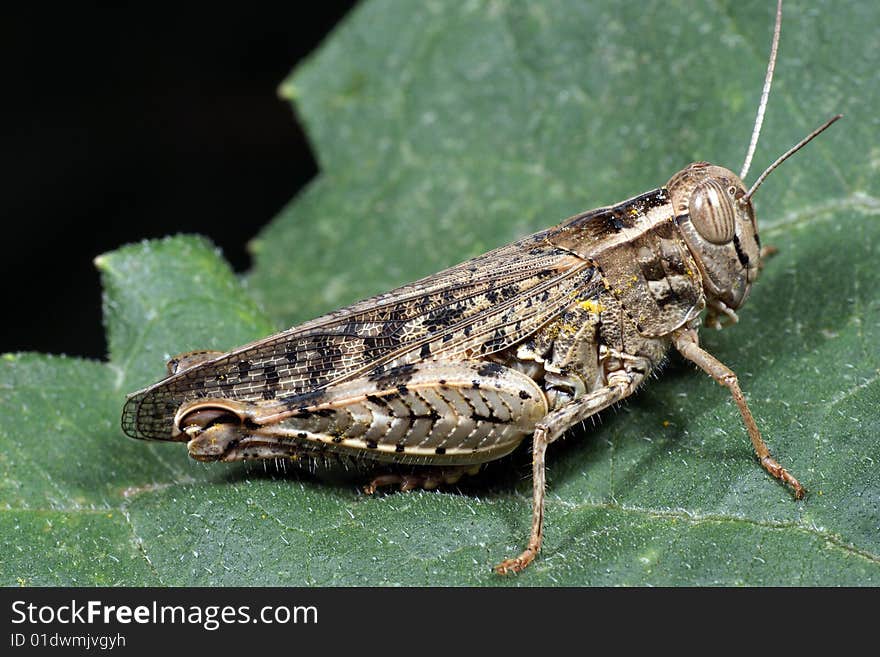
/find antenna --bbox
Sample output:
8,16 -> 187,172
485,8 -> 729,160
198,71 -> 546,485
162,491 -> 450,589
740,0 -> 783,181
742,114 -> 842,202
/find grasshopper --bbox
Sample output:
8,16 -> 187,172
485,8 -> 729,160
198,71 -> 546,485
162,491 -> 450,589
122,0 -> 839,574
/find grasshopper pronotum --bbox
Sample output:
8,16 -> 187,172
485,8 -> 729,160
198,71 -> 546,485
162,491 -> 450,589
122,0 -> 839,574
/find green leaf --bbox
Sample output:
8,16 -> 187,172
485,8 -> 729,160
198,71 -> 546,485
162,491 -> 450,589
2,0 -> 878,586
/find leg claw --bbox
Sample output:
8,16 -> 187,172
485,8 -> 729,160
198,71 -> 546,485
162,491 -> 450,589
760,456 -> 805,500
494,548 -> 537,575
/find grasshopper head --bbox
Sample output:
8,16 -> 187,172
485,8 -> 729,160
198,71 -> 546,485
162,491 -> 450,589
667,162 -> 761,312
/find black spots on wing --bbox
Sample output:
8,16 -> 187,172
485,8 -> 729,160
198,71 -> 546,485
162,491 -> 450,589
471,380 -> 481,389
360,335 -> 390,362
264,364 -> 280,386
481,328 -> 508,354
388,306 -> 408,323
396,384 -> 409,396
463,324 -> 473,338
499,284 -> 520,301
365,440 -> 378,449
477,362 -> 504,377
261,364 -> 280,399
435,447 -> 446,455
366,394 -> 384,406
307,334 -> 346,363
535,268 -> 555,280
284,388 -> 326,407
420,343 -> 432,359
370,305 -> 407,324
237,360 -> 251,378
369,363 -> 417,388
518,390 -> 531,400
395,444 -> 406,453
485,289 -> 499,304
423,302 -> 467,332
340,320 -> 362,337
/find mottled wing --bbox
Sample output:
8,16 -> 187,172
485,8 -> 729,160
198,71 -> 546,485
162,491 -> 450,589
122,229 -> 599,440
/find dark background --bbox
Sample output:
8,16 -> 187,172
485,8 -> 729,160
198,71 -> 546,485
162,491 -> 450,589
2,3 -> 356,359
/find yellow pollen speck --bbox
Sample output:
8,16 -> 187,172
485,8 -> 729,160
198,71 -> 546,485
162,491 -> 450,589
662,420 -> 671,427
578,299 -> 605,313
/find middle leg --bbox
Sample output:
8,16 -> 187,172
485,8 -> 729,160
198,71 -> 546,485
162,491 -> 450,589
494,360 -> 650,574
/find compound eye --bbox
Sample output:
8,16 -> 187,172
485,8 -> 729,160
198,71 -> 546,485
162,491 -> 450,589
690,179 -> 736,244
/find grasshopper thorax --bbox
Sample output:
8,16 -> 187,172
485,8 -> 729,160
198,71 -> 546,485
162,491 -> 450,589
667,162 -> 760,312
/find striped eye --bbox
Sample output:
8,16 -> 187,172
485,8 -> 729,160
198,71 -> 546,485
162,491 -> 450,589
690,179 -> 736,244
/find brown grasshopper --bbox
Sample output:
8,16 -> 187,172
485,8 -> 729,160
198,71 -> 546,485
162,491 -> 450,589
122,0 -> 839,574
